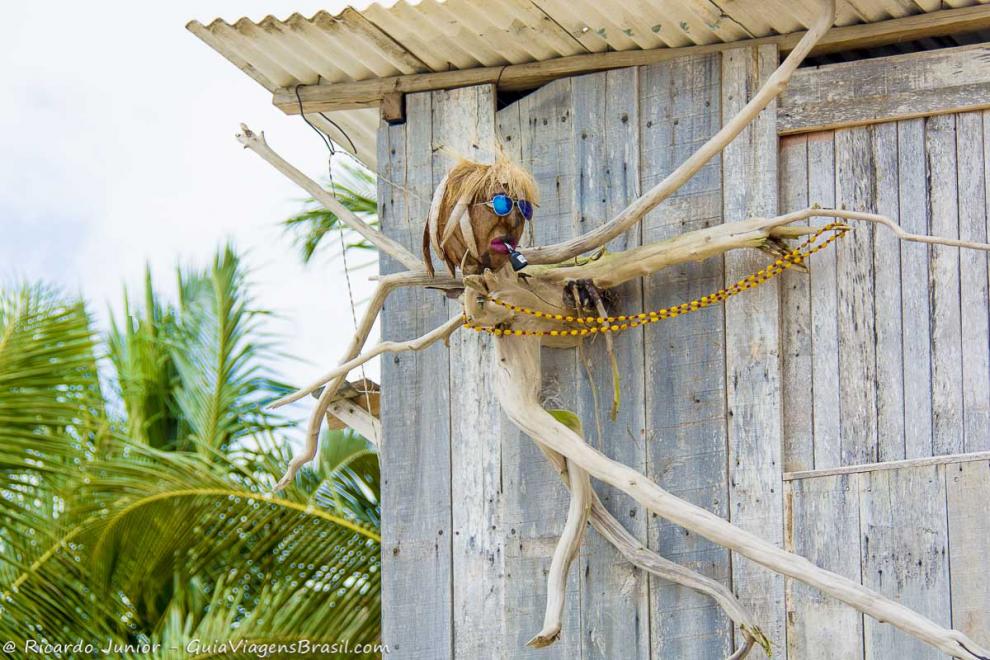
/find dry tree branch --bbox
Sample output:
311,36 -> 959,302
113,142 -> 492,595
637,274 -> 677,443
534,436 -> 766,658
271,271 -> 457,491
529,455 -> 593,648
767,206 -> 990,251
292,315 -> 462,408
520,0 -> 836,265
275,314 -> 461,491
270,271 -> 460,409
531,216 -> 811,289
494,335 -> 990,660
236,124 -> 424,272
542,205 -> 990,291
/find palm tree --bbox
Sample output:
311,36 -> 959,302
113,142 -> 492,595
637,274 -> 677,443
282,160 -> 378,264
0,247 -> 382,656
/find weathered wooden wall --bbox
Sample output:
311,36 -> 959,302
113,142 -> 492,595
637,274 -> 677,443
780,112 -> 990,470
378,44 -> 990,659
778,110 -> 990,658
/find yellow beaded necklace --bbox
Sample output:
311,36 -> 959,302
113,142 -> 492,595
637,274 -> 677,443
463,222 -> 848,337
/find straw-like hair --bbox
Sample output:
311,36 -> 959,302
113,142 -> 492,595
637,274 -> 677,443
423,152 -> 539,275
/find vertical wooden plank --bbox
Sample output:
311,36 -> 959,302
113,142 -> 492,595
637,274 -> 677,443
435,85 -> 508,659
946,459 -> 990,649
927,114 -> 964,456
860,465 -> 951,659
872,122 -> 905,463
957,112 -> 990,452
835,126 -> 878,465
722,44 -> 786,657
571,68 -> 650,660
807,132 -> 841,469
784,474 -> 863,660
640,52 -> 732,659
499,77 -> 584,659
379,92 -> 454,659
897,119 -> 934,459
779,134 -> 813,473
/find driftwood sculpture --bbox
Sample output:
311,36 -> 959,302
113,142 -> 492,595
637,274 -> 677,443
236,2 -> 990,657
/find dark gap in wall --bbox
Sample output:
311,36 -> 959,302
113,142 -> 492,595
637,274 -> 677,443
494,31 -> 990,108
495,87 -> 534,111
801,29 -> 990,67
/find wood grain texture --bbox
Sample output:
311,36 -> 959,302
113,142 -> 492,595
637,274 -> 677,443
499,76 -> 584,658
926,114 -> 964,456
871,121 -> 905,463
785,456 -> 990,659
835,126 -> 878,466
379,91 -> 454,659
784,474 -> 863,660
897,119 -> 934,459
639,51 -> 733,659
779,44 -> 990,134
374,53 -> 990,660
722,44 -> 786,658
570,68 -> 651,660
807,132 -> 842,469
859,465 -> 951,659
946,459 -> 990,649
779,134 -> 814,474
438,85 -> 508,659
958,112 -> 990,453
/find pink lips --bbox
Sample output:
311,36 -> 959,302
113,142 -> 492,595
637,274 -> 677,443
489,238 -> 516,254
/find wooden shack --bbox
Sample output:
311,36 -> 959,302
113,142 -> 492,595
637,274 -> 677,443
190,2 -> 990,657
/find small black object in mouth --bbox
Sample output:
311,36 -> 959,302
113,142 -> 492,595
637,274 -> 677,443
490,237 -> 517,254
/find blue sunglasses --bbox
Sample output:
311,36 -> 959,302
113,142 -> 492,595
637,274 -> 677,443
481,193 -> 534,221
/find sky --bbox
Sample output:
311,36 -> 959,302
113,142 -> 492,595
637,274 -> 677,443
0,1 -> 382,429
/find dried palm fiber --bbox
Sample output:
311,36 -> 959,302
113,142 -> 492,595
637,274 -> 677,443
423,152 -> 539,276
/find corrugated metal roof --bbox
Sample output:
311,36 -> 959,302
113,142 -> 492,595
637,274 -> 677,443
187,0 -> 990,168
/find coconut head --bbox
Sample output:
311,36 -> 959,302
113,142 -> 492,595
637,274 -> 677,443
422,154 -> 538,276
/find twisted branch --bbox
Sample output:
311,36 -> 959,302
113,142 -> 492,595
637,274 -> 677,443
270,273 -> 461,409
296,315 -> 462,408
494,335 -> 990,660
541,205 -> 990,291
528,454 -> 592,648
236,124 -> 424,272
272,271 -> 456,491
519,0 -> 836,264
534,436 -> 766,658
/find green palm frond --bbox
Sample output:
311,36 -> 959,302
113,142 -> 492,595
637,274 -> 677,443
282,162 -> 379,264
0,285 -> 103,541
1,255 -> 382,652
107,268 -> 184,449
1,439 -> 381,649
108,247 -> 291,454
234,430 -> 381,529
0,284 -> 104,445
83,443 -> 380,637
311,430 -> 380,528
0,522 -> 132,647
171,246 -> 289,452
154,572 -> 380,659
0,284 -> 121,644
